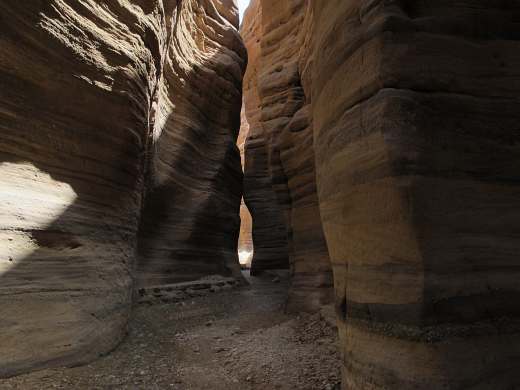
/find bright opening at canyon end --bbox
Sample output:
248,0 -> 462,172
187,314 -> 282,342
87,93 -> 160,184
238,0 -> 251,22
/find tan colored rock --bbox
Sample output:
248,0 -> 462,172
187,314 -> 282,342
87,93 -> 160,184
241,0 -> 290,274
136,0 -> 246,286
310,1 -> 520,388
244,0 -> 520,387
2,0 -> 520,387
238,103 -> 253,262
0,0 -> 244,377
241,0 -> 333,309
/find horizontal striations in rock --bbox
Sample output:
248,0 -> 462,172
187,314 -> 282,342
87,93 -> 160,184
0,0 -> 245,377
238,103 -> 253,262
311,0 -> 520,388
241,0 -> 290,274
136,0 -> 246,286
0,0 -> 165,377
279,106 -> 334,313
241,0 -> 333,310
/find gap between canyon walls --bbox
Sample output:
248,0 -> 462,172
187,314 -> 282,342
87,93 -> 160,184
2,0 -> 520,388
135,0 -> 246,286
241,0 -> 520,389
239,0 -> 334,313
0,0 -> 245,378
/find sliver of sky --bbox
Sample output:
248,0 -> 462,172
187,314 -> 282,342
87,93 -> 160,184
238,0 -> 251,22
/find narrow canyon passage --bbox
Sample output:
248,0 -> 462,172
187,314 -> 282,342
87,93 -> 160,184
2,272 -> 340,390
1,0 -> 520,389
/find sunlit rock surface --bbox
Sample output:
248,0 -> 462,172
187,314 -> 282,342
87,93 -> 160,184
237,104 -> 253,265
241,0 -> 333,310
244,0 -> 520,388
2,0 -> 520,387
0,0 -> 244,377
136,0 -> 246,286
241,0 -> 290,275
311,1 -> 520,389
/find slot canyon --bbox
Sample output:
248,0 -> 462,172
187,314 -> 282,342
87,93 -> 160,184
1,0 -> 519,389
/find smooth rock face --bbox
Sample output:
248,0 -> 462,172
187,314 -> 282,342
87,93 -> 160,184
0,0 -> 244,377
310,1 -> 520,388
241,0 -> 333,310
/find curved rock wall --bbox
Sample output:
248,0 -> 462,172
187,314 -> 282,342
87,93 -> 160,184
0,0 -> 244,377
136,0 -> 246,286
241,0 -> 333,309
238,104 -> 253,263
310,1 -> 520,388
243,0 -> 520,388
241,0 -> 290,274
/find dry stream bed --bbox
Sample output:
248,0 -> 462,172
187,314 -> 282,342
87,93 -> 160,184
2,271 -> 341,390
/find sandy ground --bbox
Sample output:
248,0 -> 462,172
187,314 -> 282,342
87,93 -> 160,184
1,271 -> 341,390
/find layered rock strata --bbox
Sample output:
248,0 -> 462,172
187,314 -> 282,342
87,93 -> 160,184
136,0 -> 246,286
241,0 -> 333,310
241,0 -> 290,274
311,1 -> 520,389
0,0 -> 244,377
244,0 -> 520,388
137,276 -> 241,305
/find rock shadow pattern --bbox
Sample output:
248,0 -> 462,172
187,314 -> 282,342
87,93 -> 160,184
243,0 -> 520,388
0,0 -> 245,378
241,0 -> 333,312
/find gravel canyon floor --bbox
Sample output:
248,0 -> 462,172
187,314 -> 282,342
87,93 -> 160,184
2,272 -> 341,390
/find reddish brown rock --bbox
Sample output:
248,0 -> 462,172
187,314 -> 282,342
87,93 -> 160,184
136,0 -> 246,286
241,0 -> 290,274
0,0 -> 244,377
2,0 -> 520,387
238,103 -> 254,266
241,0 -> 333,309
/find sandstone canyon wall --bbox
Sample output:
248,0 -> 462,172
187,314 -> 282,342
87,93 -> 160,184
243,0 -> 520,388
311,1 -> 520,388
241,0 -> 333,310
2,0 -> 520,387
241,0 -> 290,275
237,104 -> 253,264
0,0 -> 244,377
136,0 -> 246,286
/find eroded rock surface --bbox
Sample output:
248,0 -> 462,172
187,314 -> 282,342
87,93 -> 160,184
243,0 -> 520,388
0,0 -> 244,377
237,104 -> 253,265
1,271 -> 341,390
241,0 -> 333,310
241,0 -> 290,275
2,0 -> 520,387
311,1 -> 520,388
136,0 -> 246,286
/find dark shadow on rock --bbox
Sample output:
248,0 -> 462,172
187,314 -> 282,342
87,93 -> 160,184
0,0 -> 245,378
